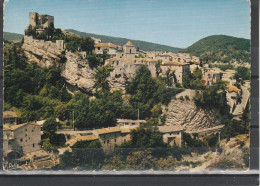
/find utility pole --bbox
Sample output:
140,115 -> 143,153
138,109 -> 140,126
72,110 -> 75,131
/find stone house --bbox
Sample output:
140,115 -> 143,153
94,43 -> 117,56
91,126 -> 138,153
158,125 -> 184,147
91,37 -> 101,44
105,58 -> 146,80
4,111 -> 18,125
160,62 -> 191,84
155,53 -> 172,62
202,70 -> 221,86
105,57 -> 158,80
174,53 -> 192,63
146,51 -> 164,59
3,123 -> 41,155
226,85 -> 241,113
116,119 -> 146,128
93,126 -> 122,152
191,56 -> 200,63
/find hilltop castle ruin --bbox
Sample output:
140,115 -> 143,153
29,12 -> 54,29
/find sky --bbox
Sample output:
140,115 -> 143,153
4,0 -> 250,48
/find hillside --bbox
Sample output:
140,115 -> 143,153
4,32 -> 24,41
180,35 -> 250,63
65,29 -> 181,53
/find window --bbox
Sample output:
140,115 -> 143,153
103,141 -> 105,144
25,134 -> 27,137
114,139 -> 116,143
107,140 -> 109,144
33,144 -> 35,148
130,49 -> 132,54
29,137 -> 31,140
20,138 -> 23,142
124,139 -> 126,142
98,47 -> 100,50
25,129 -> 27,132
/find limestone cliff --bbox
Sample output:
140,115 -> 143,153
22,36 -> 127,93
22,36 -> 65,67
62,51 -> 95,93
162,98 -> 223,131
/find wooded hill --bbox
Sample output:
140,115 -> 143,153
4,32 -> 24,41
181,35 -> 250,63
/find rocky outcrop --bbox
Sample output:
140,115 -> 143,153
22,36 -> 65,67
62,52 -> 95,93
162,98 -> 222,131
207,134 -> 249,170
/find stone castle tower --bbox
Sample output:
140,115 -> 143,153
29,12 -> 54,28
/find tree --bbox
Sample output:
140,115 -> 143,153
155,60 -> 162,77
81,37 -> 95,53
126,150 -> 154,170
59,140 -> 105,170
234,67 -> 250,81
164,69 -> 175,87
193,67 -> 202,79
86,53 -> 102,69
240,102 -> 250,134
120,126 -> 166,149
93,65 -> 113,92
42,117 -> 58,139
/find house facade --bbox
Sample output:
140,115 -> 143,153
94,43 -> 117,56
116,119 -> 146,128
3,123 -> 41,155
158,125 -> 184,147
161,62 -> 191,84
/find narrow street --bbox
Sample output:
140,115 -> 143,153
233,84 -> 250,116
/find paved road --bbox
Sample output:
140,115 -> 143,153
56,130 -> 93,135
233,85 -> 250,116
186,125 -> 224,135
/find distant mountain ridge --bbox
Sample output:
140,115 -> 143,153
4,32 -> 24,41
65,29 -> 181,53
180,35 -> 250,63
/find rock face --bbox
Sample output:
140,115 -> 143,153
162,98 -> 222,131
62,52 -> 95,93
22,36 -> 65,67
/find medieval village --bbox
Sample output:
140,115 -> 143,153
3,11 -> 250,171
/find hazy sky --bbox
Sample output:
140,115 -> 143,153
4,0 -> 250,48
